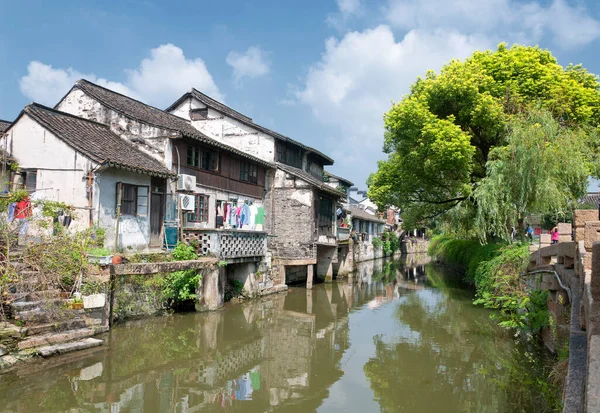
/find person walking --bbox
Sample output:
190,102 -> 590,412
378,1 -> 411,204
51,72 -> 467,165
551,227 -> 559,244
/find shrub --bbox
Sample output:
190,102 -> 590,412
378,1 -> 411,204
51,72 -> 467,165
372,237 -> 383,249
161,243 -> 201,306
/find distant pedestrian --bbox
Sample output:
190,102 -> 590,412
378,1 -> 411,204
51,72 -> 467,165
511,226 -> 516,241
551,227 -> 559,244
526,224 -> 533,242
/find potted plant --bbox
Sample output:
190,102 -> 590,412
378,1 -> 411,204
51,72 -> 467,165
87,247 -> 113,265
72,297 -> 84,310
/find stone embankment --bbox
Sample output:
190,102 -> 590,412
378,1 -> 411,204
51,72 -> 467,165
526,210 -> 600,413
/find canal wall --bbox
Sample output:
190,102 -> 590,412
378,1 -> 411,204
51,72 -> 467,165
334,238 -> 429,278
526,210 -> 600,413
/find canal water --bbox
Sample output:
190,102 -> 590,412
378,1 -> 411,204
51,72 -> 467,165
0,255 -> 545,412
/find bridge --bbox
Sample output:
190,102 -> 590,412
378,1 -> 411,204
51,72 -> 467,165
526,210 -> 600,413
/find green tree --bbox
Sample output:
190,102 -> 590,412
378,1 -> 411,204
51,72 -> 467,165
474,109 -> 589,241
368,44 -> 600,228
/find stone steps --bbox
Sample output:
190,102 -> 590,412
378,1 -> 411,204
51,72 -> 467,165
23,318 -> 87,337
11,298 -> 65,312
18,328 -> 96,350
12,307 -> 83,324
38,337 -> 103,358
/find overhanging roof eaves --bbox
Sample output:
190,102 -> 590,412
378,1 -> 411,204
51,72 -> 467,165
24,103 -> 174,178
180,88 -> 334,165
276,162 -> 345,198
69,80 -> 274,169
325,171 -> 354,187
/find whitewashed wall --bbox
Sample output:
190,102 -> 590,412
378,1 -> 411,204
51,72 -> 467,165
169,97 -> 276,163
94,168 -> 152,251
57,89 -> 174,170
2,115 -> 93,229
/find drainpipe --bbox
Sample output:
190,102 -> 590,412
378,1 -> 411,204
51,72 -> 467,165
114,182 -> 122,252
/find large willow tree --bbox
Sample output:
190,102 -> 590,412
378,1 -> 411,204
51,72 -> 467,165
368,44 -> 600,231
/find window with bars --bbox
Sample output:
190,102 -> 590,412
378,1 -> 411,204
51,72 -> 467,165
187,145 -> 218,172
188,194 -> 209,223
240,162 -> 258,184
118,183 -> 149,216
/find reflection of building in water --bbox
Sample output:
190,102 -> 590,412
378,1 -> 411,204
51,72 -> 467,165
0,287 -> 356,413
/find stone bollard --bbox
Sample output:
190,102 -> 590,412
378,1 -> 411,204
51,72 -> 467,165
558,222 -> 573,243
540,233 -> 551,248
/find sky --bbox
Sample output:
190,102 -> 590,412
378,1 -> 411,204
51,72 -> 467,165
2,0 -> 600,189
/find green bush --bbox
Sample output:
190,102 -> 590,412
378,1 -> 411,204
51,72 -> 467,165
372,237 -> 383,249
428,235 -> 502,283
161,243 -> 201,306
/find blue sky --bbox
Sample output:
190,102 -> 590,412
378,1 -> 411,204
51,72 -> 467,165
2,0 -> 600,188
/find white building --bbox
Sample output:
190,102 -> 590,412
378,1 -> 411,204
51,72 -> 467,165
1,103 -> 173,250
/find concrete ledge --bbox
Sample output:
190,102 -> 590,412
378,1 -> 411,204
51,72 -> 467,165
586,335 -> 600,412
111,259 -> 218,275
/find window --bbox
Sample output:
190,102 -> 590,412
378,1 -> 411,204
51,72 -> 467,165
188,194 -> 209,222
187,145 -> 218,172
318,196 -> 334,235
189,108 -> 208,121
240,162 -> 258,184
276,142 -> 303,169
117,183 -> 149,216
25,171 -> 37,191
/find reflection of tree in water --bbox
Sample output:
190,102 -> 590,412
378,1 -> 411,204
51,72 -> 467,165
363,264 -> 540,413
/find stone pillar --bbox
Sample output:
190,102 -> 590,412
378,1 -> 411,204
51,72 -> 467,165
196,266 -> 225,312
574,210 -> 598,242
307,264 -> 314,290
317,246 -> 335,283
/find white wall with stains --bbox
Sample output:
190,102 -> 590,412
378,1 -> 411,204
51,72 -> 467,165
168,97 -> 276,163
94,168 -> 152,251
2,114 -> 93,230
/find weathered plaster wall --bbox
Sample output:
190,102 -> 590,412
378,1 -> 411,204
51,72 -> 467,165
169,98 -> 276,163
268,169 -> 316,260
57,89 -> 174,169
2,114 -> 93,229
95,168 -> 152,251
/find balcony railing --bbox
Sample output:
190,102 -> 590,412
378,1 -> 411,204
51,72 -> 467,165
183,229 -> 267,260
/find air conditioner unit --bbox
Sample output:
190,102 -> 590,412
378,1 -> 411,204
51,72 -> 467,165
177,174 -> 196,191
180,194 -> 196,211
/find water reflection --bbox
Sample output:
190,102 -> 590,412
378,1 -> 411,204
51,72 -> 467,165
0,256 -> 538,413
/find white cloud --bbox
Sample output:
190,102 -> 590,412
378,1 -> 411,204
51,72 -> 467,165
226,46 -> 271,84
19,44 -> 222,108
296,25 -> 490,186
299,0 -> 600,186
385,0 -> 600,48
327,0 -> 363,30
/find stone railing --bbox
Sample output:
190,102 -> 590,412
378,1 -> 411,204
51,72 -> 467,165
526,210 -> 600,413
183,229 -> 268,261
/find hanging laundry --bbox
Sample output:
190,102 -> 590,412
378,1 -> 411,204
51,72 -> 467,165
14,197 -> 32,219
7,202 -> 16,223
255,206 -> 265,231
249,204 -> 258,229
241,203 -> 251,228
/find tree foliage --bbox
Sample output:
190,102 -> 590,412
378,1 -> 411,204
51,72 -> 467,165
474,108 -> 589,241
368,44 -> 600,229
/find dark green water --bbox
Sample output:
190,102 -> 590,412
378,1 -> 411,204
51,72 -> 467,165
0,256 -> 545,412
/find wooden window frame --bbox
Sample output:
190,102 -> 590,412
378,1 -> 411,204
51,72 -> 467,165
186,145 -> 219,172
240,161 -> 258,184
187,194 -> 209,223
118,183 -> 150,217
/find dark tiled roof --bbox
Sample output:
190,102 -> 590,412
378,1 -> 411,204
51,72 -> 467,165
580,193 -> 600,207
69,80 -> 273,168
0,119 -> 11,133
349,205 -> 385,223
276,162 -> 344,198
167,89 -> 334,165
325,171 -> 354,186
24,104 -> 173,177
